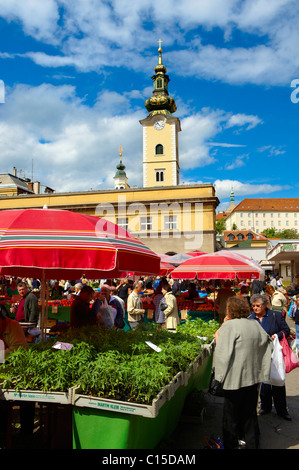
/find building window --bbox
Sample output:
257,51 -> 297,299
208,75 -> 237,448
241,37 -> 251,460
271,221 -> 274,226
278,221 -> 281,226
237,233 -> 244,240
228,234 -> 235,240
165,215 -> 177,230
241,220 -> 244,226
116,217 -> 128,230
263,213 -> 266,217
295,213 -> 297,218
286,213 -> 288,217
256,229 -> 259,233
140,217 -> 152,231
240,213 -> 243,217
256,221 -> 259,226
295,220 -> 298,226
247,233 -> 253,240
286,220 -> 289,226
155,144 -> 164,155
155,170 -> 164,182
278,213 -> 280,218
271,213 -> 273,218
263,221 -> 266,226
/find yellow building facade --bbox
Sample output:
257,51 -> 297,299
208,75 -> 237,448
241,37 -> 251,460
0,44 -> 219,256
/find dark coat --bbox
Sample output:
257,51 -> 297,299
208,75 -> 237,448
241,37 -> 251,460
248,308 -> 290,341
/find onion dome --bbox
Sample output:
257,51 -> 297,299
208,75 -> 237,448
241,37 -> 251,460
145,41 -> 177,117
114,146 -> 128,189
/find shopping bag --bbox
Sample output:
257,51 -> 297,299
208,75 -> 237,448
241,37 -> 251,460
280,333 -> 299,373
97,298 -> 114,329
268,334 -> 285,386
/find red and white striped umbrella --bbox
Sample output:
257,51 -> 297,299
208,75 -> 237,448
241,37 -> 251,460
0,207 -> 160,279
159,261 -> 175,276
0,207 -> 160,338
171,251 -> 264,280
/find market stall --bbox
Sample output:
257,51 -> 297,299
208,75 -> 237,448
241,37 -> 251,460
0,207 -> 160,339
0,320 -> 218,449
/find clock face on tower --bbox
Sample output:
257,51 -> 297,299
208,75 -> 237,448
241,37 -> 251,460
153,119 -> 165,130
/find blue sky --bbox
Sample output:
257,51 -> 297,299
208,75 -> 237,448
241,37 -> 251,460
0,0 -> 298,213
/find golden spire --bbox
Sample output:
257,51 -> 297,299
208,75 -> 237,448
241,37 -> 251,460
119,145 -> 123,163
158,39 -> 163,65
155,38 -> 166,73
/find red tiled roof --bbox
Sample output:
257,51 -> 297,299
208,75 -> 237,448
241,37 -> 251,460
216,212 -> 229,220
223,230 -> 268,241
231,198 -> 299,213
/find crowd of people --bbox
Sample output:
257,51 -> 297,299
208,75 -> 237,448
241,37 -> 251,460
1,271 -> 299,449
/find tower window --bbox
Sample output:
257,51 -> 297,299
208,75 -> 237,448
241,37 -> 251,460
156,78 -> 163,89
155,170 -> 164,182
155,144 -> 164,155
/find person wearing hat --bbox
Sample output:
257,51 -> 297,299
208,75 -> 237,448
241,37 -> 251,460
216,280 -> 236,325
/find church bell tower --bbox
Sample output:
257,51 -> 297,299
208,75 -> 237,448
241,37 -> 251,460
140,41 -> 181,188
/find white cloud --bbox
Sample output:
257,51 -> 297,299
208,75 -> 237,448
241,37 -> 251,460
0,0 -> 60,43
225,155 -> 249,170
258,145 -> 286,156
179,108 -> 262,170
0,0 -> 298,85
225,114 -> 263,130
0,84 -> 145,191
213,179 -> 290,200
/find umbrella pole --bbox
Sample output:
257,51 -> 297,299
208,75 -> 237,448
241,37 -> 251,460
40,272 -> 46,341
44,279 -> 50,340
213,279 -> 216,321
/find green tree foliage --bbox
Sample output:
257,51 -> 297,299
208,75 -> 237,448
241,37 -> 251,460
216,219 -> 226,234
262,227 -> 299,239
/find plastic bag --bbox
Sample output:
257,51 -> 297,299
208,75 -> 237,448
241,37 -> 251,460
280,333 -> 299,373
268,334 -> 285,386
97,298 -> 114,329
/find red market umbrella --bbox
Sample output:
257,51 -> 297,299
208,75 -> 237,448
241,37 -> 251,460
171,252 -> 264,280
186,251 -> 207,257
213,250 -> 265,281
0,207 -> 160,337
159,261 -> 175,276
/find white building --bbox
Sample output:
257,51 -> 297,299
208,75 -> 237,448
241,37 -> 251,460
224,198 -> 299,234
